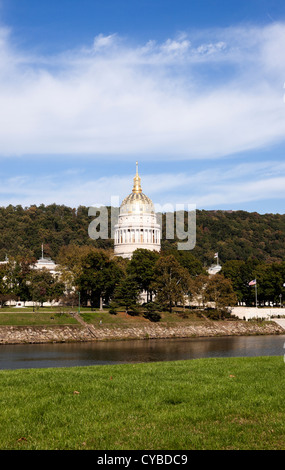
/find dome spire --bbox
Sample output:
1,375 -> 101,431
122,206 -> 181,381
133,161 -> 142,194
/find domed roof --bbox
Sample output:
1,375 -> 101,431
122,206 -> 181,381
120,162 -> 155,214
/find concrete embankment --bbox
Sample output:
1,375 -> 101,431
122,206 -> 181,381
232,307 -> 285,320
0,320 -> 284,345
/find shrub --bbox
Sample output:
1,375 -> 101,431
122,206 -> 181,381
143,311 -> 161,322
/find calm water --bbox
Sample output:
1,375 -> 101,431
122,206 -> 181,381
0,335 -> 285,369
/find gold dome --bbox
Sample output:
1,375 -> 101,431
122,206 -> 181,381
120,162 -> 155,214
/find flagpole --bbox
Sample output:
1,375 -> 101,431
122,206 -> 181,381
249,279 -> 258,308
255,281 -> 258,308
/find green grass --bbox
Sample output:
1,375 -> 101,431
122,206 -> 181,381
0,356 -> 284,450
0,307 -> 205,328
0,311 -> 78,326
81,309 -> 206,328
0,306 -> 109,326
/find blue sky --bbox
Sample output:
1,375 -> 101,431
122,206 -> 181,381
0,0 -> 285,214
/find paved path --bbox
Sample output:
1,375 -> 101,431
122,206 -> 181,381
71,312 -> 98,338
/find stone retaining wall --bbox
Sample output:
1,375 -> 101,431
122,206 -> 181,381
0,320 -> 283,345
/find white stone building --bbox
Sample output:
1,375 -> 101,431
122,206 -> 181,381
0,246 -> 58,275
114,163 -> 161,259
33,246 -> 58,275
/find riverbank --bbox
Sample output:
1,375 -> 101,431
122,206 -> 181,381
0,356 -> 284,450
0,319 -> 283,345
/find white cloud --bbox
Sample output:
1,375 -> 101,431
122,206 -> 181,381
160,37 -> 191,55
193,177 -> 285,208
0,23 -> 284,159
1,159 -> 284,210
93,33 -> 117,50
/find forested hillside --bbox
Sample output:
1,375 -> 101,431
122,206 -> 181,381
192,210 -> 285,265
0,204 -> 284,265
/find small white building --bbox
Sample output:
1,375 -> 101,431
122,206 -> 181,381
34,256 -> 58,274
33,244 -> 58,275
0,248 -> 58,275
207,264 -> 222,275
114,162 -> 161,259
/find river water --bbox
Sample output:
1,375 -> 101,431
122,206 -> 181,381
0,334 -> 285,370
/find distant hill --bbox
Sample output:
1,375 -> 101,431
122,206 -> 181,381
191,209 -> 285,265
0,204 -> 284,265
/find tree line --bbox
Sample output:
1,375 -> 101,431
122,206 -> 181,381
0,204 -> 284,265
0,203 -> 284,317
0,245 -> 284,317
56,246 -> 239,319
221,259 -> 285,307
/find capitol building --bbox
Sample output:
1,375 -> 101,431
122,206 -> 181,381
114,163 -> 161,259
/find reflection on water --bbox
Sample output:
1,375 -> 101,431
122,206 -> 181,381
0,335 -> 284,370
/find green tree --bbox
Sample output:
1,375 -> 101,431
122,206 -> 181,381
0,265 -> 15,307
57,244 -> 102,293
151,255 -> 191,312
77,250 -> 122,308
222,258 -> 260,306
163,249 -> 204,277
205,274 -> 237,318
127,249 -> 160,301
142,301 -> 163,322
110,275 -> 140,315
221,260 -> 246,303
28,268 -> 65,307
189,273 -> 210,309
254,262 -> 285,306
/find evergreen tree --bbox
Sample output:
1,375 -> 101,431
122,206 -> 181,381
110,275 -> 140,315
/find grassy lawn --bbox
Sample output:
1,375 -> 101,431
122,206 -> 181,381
81,309 -> 207,329
0,310 -> 78,326
0,307 -> 206,328
0,356 -> 284,450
